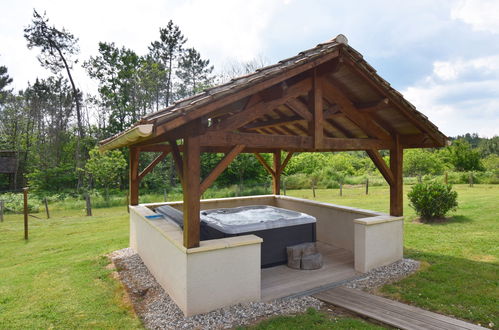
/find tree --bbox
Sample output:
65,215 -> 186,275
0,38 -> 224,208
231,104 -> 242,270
176,48 -> 214,98
403,149 -> 444,177
478,136 -> 499,156
84,147 -> 126,201
84,42 -> 142,134
442,139 -> 483,172
149,21 -> 186,107
0,64 -> 13,105
24,9 -> 85,188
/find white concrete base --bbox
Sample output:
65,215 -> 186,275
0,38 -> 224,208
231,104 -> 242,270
354,215 -> 404,273
130,195 -> 404,316
130,204 -> 262,316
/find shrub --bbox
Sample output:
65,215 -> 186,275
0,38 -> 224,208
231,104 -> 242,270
408,182 -> 458,220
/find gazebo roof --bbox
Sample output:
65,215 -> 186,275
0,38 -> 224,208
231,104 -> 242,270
99,34 -> 447,152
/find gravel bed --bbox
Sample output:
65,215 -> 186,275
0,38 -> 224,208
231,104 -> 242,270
108,248 -> 324,329
344,258 -> 420,291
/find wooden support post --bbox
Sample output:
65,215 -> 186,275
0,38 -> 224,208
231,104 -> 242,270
390,135 -> 403,216
0,200 -> 4,222
85,194 -> 92,216
23,187 -> 28,240
310,70 -> 324,149
273,151 -> 281,195
366,178 -> 369,195
44,197 -> 50,219
129,147 -> 140,206
183,135 -> 201,249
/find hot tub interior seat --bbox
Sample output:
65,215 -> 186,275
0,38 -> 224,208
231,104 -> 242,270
155,205 -> 317,268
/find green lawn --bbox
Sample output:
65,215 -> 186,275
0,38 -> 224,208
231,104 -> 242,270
0,184 -> 497,329
288,184 -> 498,328
0,206 -> 142,329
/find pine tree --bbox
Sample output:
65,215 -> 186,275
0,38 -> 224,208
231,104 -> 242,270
176,48 -> 214,98
149,20 -> 186,107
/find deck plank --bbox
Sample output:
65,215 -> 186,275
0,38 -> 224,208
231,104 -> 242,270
260,242 -> 359,301
314,287 -> 486,330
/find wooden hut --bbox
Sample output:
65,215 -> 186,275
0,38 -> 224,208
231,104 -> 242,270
99,35 -> 447,315
0,150 -> 19,189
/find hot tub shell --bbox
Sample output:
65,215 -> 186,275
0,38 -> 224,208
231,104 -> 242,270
200,205 -> 316,267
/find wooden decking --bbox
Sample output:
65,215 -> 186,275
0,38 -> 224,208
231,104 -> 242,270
261,242 -> 360,301
314,287 -> 486,330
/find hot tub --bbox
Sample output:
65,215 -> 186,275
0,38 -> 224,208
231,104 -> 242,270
155,204 -> 316,268
201,205 -> 316,267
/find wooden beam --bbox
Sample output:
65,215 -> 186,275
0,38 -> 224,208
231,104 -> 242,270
280,152 -> 294,174
254,153 -> 275,177
243,115 -> 303,130
201,131 -> 391,150
273,151 -> 281,195
182,136 -> 201,248
200,145 -> 245,194
390,135 -> 403,216
211,78 -> 312,131
170,140 -> 184,186
203,131 -> 313,149
356,98 -> 390,113
366,149 -> 394,186
138,144 -> 170,152
322,79 -> 392,141
147,49 -> 340,133
129,147 -> 140,206
285,98 -> 313,121
138,151 -> 169,181
310,70 -> 324,148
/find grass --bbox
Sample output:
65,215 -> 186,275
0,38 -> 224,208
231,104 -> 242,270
0,184 -> 497,328
287,184 -> 499,328
241,308 -> 384,329
0,206 -> 142,329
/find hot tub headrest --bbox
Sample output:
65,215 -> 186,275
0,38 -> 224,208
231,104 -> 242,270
155,205 -> 184,229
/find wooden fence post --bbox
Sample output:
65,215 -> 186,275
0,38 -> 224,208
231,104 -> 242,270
365,178 -> 369,195
23,187 -> 28,240
339,182 -> 343,196
85,194 -> 92,216
44,198 -> 50,219
0,200 -> 4,222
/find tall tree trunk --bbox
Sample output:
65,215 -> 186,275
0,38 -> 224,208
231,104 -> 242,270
52,44 -> 85,191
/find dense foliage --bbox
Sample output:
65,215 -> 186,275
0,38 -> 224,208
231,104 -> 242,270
408,182 -> 458,220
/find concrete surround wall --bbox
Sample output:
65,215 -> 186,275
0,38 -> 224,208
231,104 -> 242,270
130,204 -> 262,316
129,195 -> 404,316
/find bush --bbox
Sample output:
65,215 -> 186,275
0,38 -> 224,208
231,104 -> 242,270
408,182 -> 458,220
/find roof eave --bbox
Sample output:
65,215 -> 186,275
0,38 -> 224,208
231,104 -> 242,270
99,124 -> 154,152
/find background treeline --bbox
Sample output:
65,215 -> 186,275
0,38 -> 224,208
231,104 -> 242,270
1,10 -> 499,206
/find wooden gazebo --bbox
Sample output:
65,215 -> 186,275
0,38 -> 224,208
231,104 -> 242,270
100,34 -> 447,250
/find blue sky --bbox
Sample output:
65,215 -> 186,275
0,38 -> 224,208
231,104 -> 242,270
1,0 -> 499,137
